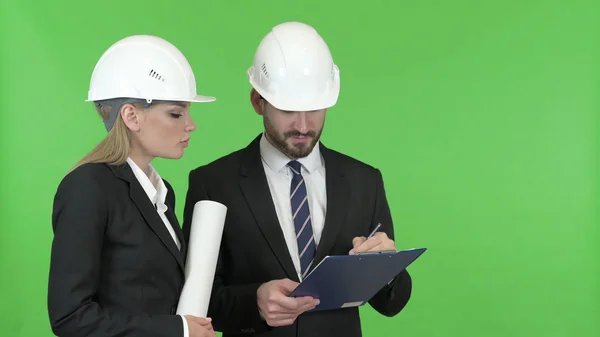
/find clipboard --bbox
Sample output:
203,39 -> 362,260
288,248 -> 427,312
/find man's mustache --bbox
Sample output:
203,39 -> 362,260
284,131 -> 316,138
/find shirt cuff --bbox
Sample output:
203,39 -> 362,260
180,315 -> 189,337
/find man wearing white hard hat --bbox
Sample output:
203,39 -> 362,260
182,22 -> 412,337
48,35 -> 217,337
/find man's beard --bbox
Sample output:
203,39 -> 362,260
263,117 -> 322,159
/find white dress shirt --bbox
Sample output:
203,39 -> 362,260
126,157 -> 189,337
259,134 -> 328,281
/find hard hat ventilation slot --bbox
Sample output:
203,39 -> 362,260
261,63 -> 270,79
149,69 -> 165,82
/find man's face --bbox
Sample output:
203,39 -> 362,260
251,90 -> 326,159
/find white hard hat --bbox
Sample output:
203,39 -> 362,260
87,34 -> 215,104
247,22 -> 340,111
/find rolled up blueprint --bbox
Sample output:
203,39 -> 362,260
176,200 -> 227,317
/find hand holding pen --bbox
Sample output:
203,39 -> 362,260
349,223 -> 398,255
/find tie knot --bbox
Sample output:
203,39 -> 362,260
288,161 -> 302,175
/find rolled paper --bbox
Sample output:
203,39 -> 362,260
176,200 -> 227,318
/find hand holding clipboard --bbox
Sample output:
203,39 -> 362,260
289,223 -> 427,312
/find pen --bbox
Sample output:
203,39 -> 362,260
350,223 -> 383,255
367,223 -> 382,239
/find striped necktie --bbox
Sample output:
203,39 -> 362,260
288,160 -> 316,278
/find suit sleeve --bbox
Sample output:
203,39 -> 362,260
367,168 -> 413,317
47,167 -> 184,337
182,169 -> 270,335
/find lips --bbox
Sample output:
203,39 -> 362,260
290,136 -> 309,143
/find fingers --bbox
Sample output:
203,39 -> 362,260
185,316 -> 212,325
200,325 -> 216,337
185,315 -> 214,335
369,232 -> 397,251
196,317 -> 213,326
297,297 -> 319,312
262,300 -> 317,328
351,231 -> 397,254
278,278 -> 300,293
351,235 -> 384,254
263,283 -> 318,311
186,316 -> 216,337
352,236 -> 366,248
275,294 -> 317,311
257,278 -> 322,328
263,280 -> 300,309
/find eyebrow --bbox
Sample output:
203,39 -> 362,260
169,102 -> 189,108
165,102 -> 189,112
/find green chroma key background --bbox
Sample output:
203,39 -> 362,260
0,0 -> 597,336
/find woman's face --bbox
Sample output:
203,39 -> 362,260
122,101 -> 197,161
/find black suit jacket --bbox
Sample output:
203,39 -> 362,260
182,134 -> 412,337
48,162 -> 187,337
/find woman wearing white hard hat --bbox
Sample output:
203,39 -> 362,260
47,35 -> 217,337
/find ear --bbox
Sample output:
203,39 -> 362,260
120,103 -> 141,132
250,88 -> 265,116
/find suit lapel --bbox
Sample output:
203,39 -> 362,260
238,136 -> 299,282
165,204 -> 187,262
313,144 -> 350,267
110,164 -> 185,273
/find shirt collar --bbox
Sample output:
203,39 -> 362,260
259,133 -> 324,174
126,157 -> 168,211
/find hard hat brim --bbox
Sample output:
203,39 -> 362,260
188,94 -> 216,103
86,94 -> 216,103
253,86 -> 338,112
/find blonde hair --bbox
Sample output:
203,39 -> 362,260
70,103 -> 133,173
